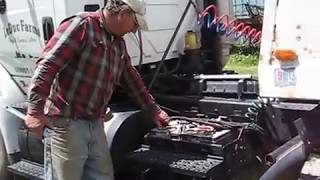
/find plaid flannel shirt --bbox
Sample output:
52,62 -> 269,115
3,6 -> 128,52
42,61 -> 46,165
27,11 -> 159,119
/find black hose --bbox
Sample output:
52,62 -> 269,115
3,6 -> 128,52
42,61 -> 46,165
158,105 -> 180,115
265,135 -> 301,165
26,129 -> 32,160
148,0 -> 193,91
137,28 -> 143,71
259,138 -> 306,180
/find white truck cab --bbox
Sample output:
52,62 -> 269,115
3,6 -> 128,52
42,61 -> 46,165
0,0 -> 200,178
0,0 -> 235,179
0,0 -> 105,161
2,0 -> 319,179
0,0 -> 248,179
0,0 -> 201,154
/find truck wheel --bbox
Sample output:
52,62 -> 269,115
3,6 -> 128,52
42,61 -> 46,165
0,129 -> 9,180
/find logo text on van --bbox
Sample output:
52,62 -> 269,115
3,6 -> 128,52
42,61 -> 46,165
3,20 -> 40,38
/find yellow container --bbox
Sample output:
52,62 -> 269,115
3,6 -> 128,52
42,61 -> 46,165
185,30 -> 198,50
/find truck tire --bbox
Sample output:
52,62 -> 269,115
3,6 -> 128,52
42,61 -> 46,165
0,128 -> 9,180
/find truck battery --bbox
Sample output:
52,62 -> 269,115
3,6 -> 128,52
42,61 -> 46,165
127,118 -> 257,179
190,74 -> 259,98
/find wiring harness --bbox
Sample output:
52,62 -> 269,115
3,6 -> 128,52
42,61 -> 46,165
170,116 -> 264,134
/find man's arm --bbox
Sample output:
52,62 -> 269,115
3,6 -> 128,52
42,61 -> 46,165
27,16 -> 87,115
120,55 -> 160,114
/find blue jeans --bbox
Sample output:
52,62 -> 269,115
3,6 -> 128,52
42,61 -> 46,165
45,118 -> 114,180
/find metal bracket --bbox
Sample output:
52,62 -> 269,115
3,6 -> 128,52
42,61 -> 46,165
294,118 -> 311,155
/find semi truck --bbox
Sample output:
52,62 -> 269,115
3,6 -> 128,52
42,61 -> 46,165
0,0 -> 319,179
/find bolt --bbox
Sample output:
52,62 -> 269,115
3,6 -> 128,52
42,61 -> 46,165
296,36 -> 301,41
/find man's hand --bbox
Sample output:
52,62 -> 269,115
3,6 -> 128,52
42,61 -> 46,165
25,114 -> 53,138
152,109 -> 170,127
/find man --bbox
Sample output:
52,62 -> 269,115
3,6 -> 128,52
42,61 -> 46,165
25,0 -> 170,179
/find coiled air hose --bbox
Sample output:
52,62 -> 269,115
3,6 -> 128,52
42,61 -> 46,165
245,97 -> 266,122
196,4 -> 262,44
148,1 -> 262,91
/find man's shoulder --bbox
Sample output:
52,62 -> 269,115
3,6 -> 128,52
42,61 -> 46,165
60,12 -> 100,25
76,11 -> 100,20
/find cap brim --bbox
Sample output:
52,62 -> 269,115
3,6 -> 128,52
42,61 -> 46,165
136,14 -> 149,31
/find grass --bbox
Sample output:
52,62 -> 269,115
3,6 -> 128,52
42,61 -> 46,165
224,62 -> 258,75
223,53 -> 259,75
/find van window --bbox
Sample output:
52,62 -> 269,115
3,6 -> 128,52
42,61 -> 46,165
84,4 -> 100,12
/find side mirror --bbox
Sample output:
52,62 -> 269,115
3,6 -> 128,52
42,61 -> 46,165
0,0 -> 6,14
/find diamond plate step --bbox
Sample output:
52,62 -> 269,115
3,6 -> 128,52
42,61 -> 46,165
128,148 -> 223,178
8,159 -> 44,180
